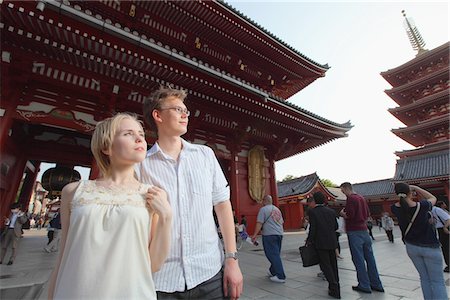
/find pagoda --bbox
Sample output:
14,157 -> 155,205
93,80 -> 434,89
381,11 -> 449,200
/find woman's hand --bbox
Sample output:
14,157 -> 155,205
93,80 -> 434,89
145,186 -> 172,219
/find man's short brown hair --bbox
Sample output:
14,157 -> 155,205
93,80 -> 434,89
143,86 -> 187,132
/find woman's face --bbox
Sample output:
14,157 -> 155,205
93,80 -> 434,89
108,118 -> 147,166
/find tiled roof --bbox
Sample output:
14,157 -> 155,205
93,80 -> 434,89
277,173 -> 319,198
218,1 -> 329,70
394,150 -> 449,181
327,187 -> 346,201
352,179 -> 395,197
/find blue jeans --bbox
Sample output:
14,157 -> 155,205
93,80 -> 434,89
347,230 -> 383,291
262,235 -> 285,279
405,242 -> 448,300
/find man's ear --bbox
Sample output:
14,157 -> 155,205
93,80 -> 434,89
152,109 -> 163,124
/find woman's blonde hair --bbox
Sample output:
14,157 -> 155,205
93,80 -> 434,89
91,113 -> 142,177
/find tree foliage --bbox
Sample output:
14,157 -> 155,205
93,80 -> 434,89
321,178 -> 337,187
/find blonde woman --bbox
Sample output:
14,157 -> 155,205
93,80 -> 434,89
47,113 -> 172,299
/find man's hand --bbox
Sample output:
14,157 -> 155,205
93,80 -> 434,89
223,259 -> 243,300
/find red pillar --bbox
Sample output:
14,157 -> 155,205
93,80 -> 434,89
229,149 -> 240,217
268,156 -> 279,206
18,162 -> 40,211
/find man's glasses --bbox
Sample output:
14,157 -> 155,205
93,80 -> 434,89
159,106 -> 190,116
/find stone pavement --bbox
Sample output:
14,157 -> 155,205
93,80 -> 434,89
0,227 -> 449,299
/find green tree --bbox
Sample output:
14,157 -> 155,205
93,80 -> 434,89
279,175 -> 297,182
321,178 -> 337,187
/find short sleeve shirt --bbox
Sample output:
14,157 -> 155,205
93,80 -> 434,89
257,205 -> 284,236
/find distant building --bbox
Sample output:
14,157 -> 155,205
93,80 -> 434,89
277,173 -> 338,230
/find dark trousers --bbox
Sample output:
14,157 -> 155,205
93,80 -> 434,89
317,249 -> 340,293
157,270 -> 226,300
438,228 -> 449,267
385,230 -> 394,242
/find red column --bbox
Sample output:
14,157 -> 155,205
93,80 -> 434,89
229,151 -> 240,217
18,162 -> 40,211
268,156 -> 279,206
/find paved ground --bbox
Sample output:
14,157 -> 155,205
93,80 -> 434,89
0,226 -> 449,299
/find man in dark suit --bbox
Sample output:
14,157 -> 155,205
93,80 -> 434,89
307,192 -> 340,299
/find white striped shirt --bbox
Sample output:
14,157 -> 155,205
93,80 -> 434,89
136,139 -> 230,292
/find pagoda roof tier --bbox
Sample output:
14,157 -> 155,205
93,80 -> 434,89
277,172 -> 336,201
1,1 -> 351,161
384,65 -> 449,106
388,89 -> 449,126
391,114 -> 449,147
395,140 -> 449,159
381,42 -> 449,87
30,0 -> 329,100
352,179 -> 395,200
393,150 -> 449,182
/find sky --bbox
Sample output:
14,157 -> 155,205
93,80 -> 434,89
37,1 -> 449,185
227,0 -> 449,185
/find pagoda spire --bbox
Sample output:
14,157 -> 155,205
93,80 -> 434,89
402,10 -> 427,56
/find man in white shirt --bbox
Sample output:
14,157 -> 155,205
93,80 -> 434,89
137,86 -> 243,299
432,200 -> 450,273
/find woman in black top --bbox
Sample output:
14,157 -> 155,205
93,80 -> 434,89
391,183 -> 447,300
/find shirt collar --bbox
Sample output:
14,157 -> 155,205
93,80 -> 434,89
146,138 -> 197,158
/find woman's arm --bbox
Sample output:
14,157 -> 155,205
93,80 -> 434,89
410,185 -> 436,205
146,186 -> 172,273
47,181 -> 78,299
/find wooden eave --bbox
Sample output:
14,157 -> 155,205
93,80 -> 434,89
395,140 -> 449,158
392,114 -> 449,146
384,65 -> 449,105
388,89 -> 449,126
380,42 -> 450,86
46,0 -> 326,100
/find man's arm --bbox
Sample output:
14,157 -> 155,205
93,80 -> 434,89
214,201 -> 243,300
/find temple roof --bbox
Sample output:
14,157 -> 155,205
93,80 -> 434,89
381,42 -> 449,87
352,179 -> 395,198
218,1 -> 329,70
278,173 -> 319,198
393,150 -> 449,181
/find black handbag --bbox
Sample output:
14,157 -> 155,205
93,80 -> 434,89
299,244 -> 320,267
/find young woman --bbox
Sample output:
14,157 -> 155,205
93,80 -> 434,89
47,113 -> 172,299
391,183 -> 448,300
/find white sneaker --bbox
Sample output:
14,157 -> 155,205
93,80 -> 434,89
269,275 -> 285,283
267,270 -> 274,277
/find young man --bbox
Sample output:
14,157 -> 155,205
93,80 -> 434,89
137,87 -> 243,299
307,192 -> 340,299
1,203 -> 28,265
251,195 -> 286,283
340,182 -> 384,294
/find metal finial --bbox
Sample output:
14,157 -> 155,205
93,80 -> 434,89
402,10 -> 427,55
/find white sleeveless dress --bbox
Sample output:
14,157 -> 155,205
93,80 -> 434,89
53,180 -> 156,300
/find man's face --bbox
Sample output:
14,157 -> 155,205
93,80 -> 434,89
156,96 -> 189,136
11,208 -> 19,214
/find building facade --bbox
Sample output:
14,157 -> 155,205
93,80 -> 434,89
0,1 -> 351,232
